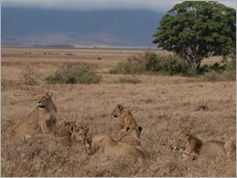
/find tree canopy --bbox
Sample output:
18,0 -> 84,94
153,1 -> 236,74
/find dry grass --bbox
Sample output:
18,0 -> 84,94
1,47 -> 236,177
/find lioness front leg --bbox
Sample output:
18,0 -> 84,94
48,112 -> 59,131
39,120 -> 50,133
38,108 -> 50,133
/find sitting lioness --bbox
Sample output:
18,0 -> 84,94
171,130 -> 236,161
37,92 -> 59,133
10,92 -> 59,140
111,104 -> 138,130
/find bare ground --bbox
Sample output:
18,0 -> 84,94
1,47 -> 236,177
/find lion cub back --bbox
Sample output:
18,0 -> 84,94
200,141 -> 226,155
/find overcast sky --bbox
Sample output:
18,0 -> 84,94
2,0 -> 236,11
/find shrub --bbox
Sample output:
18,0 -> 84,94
145,53 -> 193,76
110,51 -> 193,76
45,63 -> 102,84
45,75 -> 58,84
109,55 -> 146,74
200,69 -> 235,82
116,77 -> 141,84
200,55 -> 236,81
21,66 -> 39,85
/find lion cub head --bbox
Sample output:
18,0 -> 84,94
70,126 -> 89,143
111,104 -> 125,117
54,121 -> 76,137
175,130 -> 192,151
37,92 -> 56,112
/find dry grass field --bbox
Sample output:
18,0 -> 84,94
1,47 -> 236,177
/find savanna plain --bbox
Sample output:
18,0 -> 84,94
1,47 -> 236,177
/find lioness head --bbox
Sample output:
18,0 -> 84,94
37,92 -> 55,111
70,126 -> 89,143
111,104 -> 125,117
175,130 -> 191,151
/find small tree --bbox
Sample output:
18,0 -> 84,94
153,1 -> 236,74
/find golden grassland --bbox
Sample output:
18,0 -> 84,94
1,47 -> 236,177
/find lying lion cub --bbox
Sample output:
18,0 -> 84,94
171,130 -> 236,161
118,126 -> 143,146
46,121 -> 77,148
111,104 -> 138,130
74,127 -> 148,161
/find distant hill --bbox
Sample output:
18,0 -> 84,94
2,7 -> 164,47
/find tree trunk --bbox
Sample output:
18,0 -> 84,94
195,63 -> 201,74
194,58 -> 202,74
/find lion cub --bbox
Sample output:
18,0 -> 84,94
111,104 -> 138,130
74,127 -> 148,161
172,130 -> 236,161
118,126 -> 143,146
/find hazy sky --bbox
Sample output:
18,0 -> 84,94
2,0 -> 236,12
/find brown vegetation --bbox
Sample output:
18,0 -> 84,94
1,47 -> 236,176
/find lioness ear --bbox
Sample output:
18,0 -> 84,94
85,128 -> 89,133
86,138 -> 92,145
70,126 -> 75,134
185,130 -> 191,139
138,126 -> 142,133
118,104 -> 124,111
48,92 -> 53,97
126,127 -> 130,132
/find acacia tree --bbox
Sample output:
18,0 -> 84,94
153,1 -> 236,74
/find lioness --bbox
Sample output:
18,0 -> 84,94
77,128 -> 148,161
171,130 -> 236,161
37,92 -> 59,133
10,92 -> 59,140
111,104 -> 138,130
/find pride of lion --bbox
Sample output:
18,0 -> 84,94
10,93 -> 235,163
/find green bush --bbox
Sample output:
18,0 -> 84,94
45,63 -> 102,84
109,55 -> 146,74
110,51 -> 235,80
116,77 -> 141,84
200,55 -> 236,81
226,55 -> 236,72
110,51 -> 193,76
45,75 -> 58,84
146,53 -> 192,76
